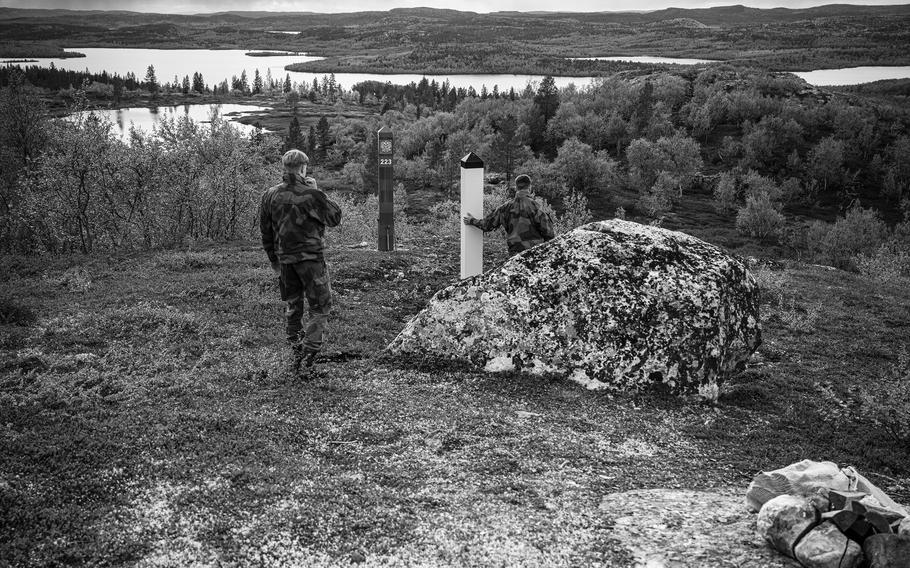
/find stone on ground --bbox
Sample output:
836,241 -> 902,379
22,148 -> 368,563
863,534 -> 910,568
793,521 -> 863,568
900,517 -> 910,536
388,219 -> 760,395
757,495 -> 820,556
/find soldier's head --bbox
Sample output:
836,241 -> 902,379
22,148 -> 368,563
282,149 -> 309,179
514,174 -> 531,192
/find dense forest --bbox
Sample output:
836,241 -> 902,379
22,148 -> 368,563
3,5 -> 910,74
1,60 -> 909,279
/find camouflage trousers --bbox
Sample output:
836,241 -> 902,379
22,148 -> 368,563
279,260 -> 332,353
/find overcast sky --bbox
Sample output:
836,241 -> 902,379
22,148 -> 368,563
2,0 -> 908,14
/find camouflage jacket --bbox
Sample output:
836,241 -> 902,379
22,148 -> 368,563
469,190 -> 555,255
260,175 -> 342,263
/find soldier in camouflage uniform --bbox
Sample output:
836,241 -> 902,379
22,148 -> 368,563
260,149 -> 342,377
463,174 -> 555,255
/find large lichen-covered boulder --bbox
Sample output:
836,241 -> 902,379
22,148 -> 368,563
387,219 -> 761,395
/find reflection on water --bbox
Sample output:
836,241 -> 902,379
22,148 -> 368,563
72,104 -> 267,142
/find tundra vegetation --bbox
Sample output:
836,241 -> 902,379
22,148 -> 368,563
1,5 -> 910,565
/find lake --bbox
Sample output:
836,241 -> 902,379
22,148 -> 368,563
29,48 -> 323,87
27,47 -> 592,93
73,104 -> 268,142
792,66 -> 910,86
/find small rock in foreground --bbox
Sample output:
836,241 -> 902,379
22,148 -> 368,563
863,534 -> 910,568
757,494 -> 820,557
794,521 -> 863,568
900,517 -> 910,536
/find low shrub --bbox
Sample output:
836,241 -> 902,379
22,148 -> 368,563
330,184 -> 413,247
752,265 -> 822,333
857,345 -> 910,443
735,193 -> 785,241
712,172 -> 738,215
427,199 -> 461,239
516,157 -> 562,200
538,190 -> 593,235
638,171 -> 681,217
780,176 -> 813,205
554,190 -> 593,235
812,206 -> 890,271
330,193 -> 377,246
742,170 -> 782,203
854,241 -> 910,282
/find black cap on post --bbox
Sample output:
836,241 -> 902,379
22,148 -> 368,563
460,152 -> 484,169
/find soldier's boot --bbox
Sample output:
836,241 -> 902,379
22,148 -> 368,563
299,349 -> 321,380
304,349 -> 318,369
290,343 -> 305,377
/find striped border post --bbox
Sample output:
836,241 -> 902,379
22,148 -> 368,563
460,152 -> 484,279
377,127 -> 394,251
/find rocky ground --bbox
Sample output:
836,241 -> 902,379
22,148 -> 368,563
1,237 -> 908,566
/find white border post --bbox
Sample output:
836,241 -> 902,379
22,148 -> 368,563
460,152 -> 484,279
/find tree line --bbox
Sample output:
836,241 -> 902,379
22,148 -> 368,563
0,63 -> 350,103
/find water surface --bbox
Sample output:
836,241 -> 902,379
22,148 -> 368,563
792,66 -> 910,86
72,103 -> 267,142
27,47 -> 591,92
30,48 -> 322,88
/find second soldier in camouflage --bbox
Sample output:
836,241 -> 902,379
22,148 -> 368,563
463,174 -> 555,256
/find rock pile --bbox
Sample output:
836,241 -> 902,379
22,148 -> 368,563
750,460 -> 910,568
387,219 -> 761,396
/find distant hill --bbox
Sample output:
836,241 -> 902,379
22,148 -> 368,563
3,4 -> 909,73
3,4 -> 910,26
